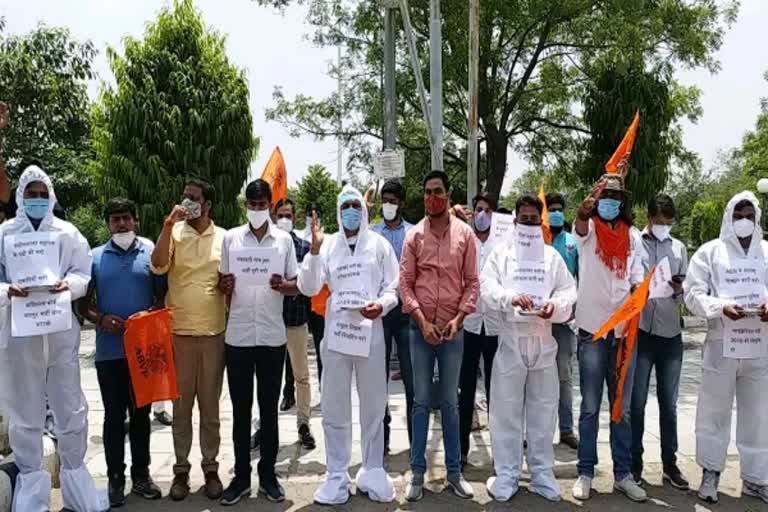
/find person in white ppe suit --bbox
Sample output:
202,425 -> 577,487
684,191 -> 768,505
298,186 -> 399,505
481,195 -> 577,502
0,166 -> 108,512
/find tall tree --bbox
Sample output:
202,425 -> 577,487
92,0 -> 255,238
0,18 -> 96,209
295,164 -> 341,232
255,0 -> 736,199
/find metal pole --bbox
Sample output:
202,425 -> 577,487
337,44 -> 343,186
383,7 -> 398,151
467,0 -> 479,204
429,0 -> 443,172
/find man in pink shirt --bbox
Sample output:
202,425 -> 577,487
400,170 -> 480,501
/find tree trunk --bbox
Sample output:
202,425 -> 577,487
485,129 -> 508,200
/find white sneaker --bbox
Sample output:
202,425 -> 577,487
742,480 -> 768,504
572,476 -> 592,501
614,475 -> 648,502
405,473 -> 424,502
698,470 -> 720,504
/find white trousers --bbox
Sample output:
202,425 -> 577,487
696,338 -> 768,485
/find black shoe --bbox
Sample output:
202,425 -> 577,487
221,477 -> 251,506
153,411 -> 173,426
132,475 -> 162,500
299,424 -> 317,450
108,477 -> 126,508
280,395 -> 296,411
632,463 -> 643,486
560,432 -> 579,450
251,429 -> 261,450
260,479 -> 286,503
663,464 -> 690,490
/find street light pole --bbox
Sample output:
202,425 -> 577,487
383,3 -> 398,151
467,0 -> 479,205
429,0 -> 443,172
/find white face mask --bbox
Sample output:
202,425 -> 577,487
733,218 -> 755,239
247,208 -> 270,229
276,217 -> 293,233
651,224 -> 672,241
382,203 -> 398,222
112,231 -> 136,251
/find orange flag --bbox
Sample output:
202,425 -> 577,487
605,110 -> 640,174
592,266 -> 655,422
261,147 -> 288,207
311,285 -> 331,318
539,185 -> 552,245
123,308 -> 180,408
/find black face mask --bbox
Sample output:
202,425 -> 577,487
517,222 -> 542,227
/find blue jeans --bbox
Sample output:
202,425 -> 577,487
383,306 -> 414,444
630,330 -> 683,470
410,320 -> 464,475
553,323 -> 575,434
577,329 -> 636,479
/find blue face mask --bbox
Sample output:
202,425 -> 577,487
549,210 -> 565,228
473,210 -> 491,232
597,198 -> 621,221
24,198 -> 49,220
341,208 -> 362,231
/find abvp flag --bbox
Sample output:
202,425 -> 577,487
124,308 -> 180,408
261,146 -> 288,207
605,110 -> 640,174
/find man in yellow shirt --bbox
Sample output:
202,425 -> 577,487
150,178 -> 227,502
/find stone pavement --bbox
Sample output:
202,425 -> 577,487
45,326 -> 768,511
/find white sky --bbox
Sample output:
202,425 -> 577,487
1,0 -> 766,193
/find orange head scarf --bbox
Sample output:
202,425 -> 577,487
593,218 -> 631,279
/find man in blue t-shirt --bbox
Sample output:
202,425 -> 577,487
79,198 -> 166,508
546,192 -> 580,450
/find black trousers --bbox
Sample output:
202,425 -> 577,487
226,344 -> 286,483
96,359 -> 151,480
458,328 -> 499,459
309,312 -> 325,389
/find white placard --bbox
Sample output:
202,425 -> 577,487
503,261 -> 552,309
649,257 -> 674,299
490,213 -> 516,245
229,247 -> 281,287
515,224 -> 545,262
11,291 -> 72,337
330,257 -> 372,311
719,259 -> 768,359
327,309 -> 373,358
4,232 -> 60,288
373,149 -> 406,179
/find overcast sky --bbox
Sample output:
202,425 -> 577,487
1,0 -> 766,193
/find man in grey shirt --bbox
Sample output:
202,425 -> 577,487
630,194 -> 689,491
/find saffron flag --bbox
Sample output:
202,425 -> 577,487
538,184 -> 552,245
124,308 -> 180,408
592,266 -> 655,423
605,110 -> 640,174
311,285 -> 331,318
261,147 -> 288,207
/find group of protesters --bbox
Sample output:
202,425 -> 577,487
0,110 -> 767,511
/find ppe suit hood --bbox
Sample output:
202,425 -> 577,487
15,165 -> 58,230
334,185 -> 369,254
719,191 -> 762,256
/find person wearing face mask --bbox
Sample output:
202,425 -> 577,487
545,193 -> 580,451
150,177 -> 227,502
369,179 -> 414,454
79,198 -> 165,507
458,193 -> 500,470
0,165 -> 108,512
400,171 -> 479,501
482,195 -> 577,502
629,194 -> 689,490
684,192 -> 768,505
298,185 -> 399,505
571,172 -> 646,503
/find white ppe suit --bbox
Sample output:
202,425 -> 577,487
684,191 -> 768,485
480,242 -> 577,501
298,186 -> 399,504
0,167 -> 108,511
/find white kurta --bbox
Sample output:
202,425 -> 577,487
684,191 -> 768,485
480,242 -> 577,501
0,166 -> 108,512
297,186 -> 399,504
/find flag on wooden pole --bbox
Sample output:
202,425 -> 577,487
261,147 -> 288,207
605,110 -> 640,175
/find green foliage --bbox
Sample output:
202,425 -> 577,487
91,0 -> 254,239
294,164 -> 341,232
687,200 -> 722,248
69,205 -> 110,249
0,18 -> 96,209
255,0 -> 736,200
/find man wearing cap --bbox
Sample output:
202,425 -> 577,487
571,172 -> 646,503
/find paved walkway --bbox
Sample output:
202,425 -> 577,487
39,326 -> 768,510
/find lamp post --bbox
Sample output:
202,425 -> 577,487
757,178 -> 768,239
